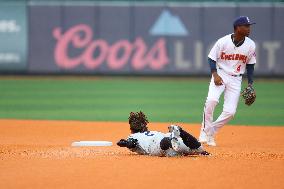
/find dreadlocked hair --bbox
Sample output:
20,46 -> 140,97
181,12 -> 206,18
128,111 -> 149,133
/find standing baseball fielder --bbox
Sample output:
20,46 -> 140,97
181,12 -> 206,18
199,16 -> 256,146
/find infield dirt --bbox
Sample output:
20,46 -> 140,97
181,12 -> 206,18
0,120 -> 283,189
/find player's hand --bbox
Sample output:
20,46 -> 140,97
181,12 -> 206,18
117,138 -> 138,148
248,83 -> 256,94
212,72 -> 223,86
117,139 -> 128,147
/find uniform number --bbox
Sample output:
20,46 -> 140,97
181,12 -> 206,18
236,64 -> 241,72
144,131 -> 154,136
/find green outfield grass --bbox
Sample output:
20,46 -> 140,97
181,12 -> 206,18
0,77 -> 283,126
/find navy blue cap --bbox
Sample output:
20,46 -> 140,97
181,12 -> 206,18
233,16 -> 256,27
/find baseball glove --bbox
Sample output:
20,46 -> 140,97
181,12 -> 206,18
241,85 -> 256,106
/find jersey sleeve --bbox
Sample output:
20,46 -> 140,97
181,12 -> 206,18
208,40 -> 220,62
247,42 -> 256,65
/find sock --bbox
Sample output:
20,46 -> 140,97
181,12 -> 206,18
179,129 -> 201,149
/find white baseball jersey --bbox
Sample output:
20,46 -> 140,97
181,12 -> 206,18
127,131 -> 193,156
127,131 -> 171,156
208,34 -> 256,75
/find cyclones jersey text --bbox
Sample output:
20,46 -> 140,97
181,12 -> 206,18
220,52 -> 247,63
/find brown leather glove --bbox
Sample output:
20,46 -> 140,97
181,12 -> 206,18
241,85 -> 256,106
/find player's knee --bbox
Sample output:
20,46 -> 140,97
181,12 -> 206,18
206,99 -> 219,104
160,137 -> 172,150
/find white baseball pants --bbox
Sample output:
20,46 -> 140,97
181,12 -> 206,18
202,69 -> 242,136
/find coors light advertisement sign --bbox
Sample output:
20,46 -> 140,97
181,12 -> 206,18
28,5 -> 284,75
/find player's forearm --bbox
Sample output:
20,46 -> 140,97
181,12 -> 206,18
208,58 -> 217,73
209,58 -> 223,85
246,64 -> 255,85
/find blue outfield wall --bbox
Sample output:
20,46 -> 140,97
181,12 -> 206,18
1,2 -> 284,76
